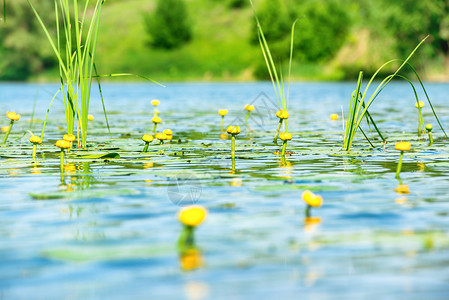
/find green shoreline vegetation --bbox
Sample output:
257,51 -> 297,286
1,0 -> 449,82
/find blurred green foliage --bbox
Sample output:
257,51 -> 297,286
1,0 -> 448,81
0,0 -> 56,80
143,0 -> 192,50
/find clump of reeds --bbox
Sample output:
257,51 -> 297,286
342,36 -> 447,151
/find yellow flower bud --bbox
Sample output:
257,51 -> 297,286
56,139 -> 72,149
142,134 -> 153,143
330,113 -> 338,120
279,132 -> 292,141
6,112 -> 21,121
151,99 -> 160,106
152,116 -> 162,124
226,125 -> 241,135
163,129 -> 173,135
88,114 -> 94,121
425,124 -> 433,132
155,133 -> 168,140
415,101 -> 425,108
244,104 -> 255,112
30,136 -> 42,145
63,134 -> 76,142
218,109 -> 228,116
1,126 -> 9,132
395,142 -> 411,151
276,109 -> 289,119
179,205 -> 207,227
302,190 -> 323,207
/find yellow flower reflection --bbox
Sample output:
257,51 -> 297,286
180,248 -> 204,271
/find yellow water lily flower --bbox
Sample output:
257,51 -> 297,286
163,129 -> 173,135
30,136 -> 42,144
88,114 -> 94,121
395,142 -> 411,151
179,205 -> 208,227
151,99 -> 160,106
6,112 -> 21,121
152,116 -> 161,124
279,132 -> 292,141
142,134 -> 154,143
276,109 -> 289,119
330,113 -> 338,120
302,190 -> 323,207
425,124 -> 433,132
218,109 -> 228,116
415,101 -> 425,108
226,125 -> 241,135
56,139 -> 72,149
244,104 -> 255,112
63,134 -> 76,142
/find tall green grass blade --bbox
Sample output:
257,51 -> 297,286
94,73 -> 165,86
41,89 -> 61,140
93,62 -> 111,138
406,63 -> 448,137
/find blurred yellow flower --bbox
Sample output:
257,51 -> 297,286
330,113 -> 338,120
152,116 -> 162,124
142,134 -> 154,143
63,134 -> 76,142
226,125 -> 241,135
244,104 -> 255,112
279,132 -> 292,141
56,139 -> 72,149
180,248 -> 204,271
218,109 -> 228,116
29,136 -> 42,144
88,114 -> 95,121
276,109 -> 289,119
6,111 -> 21,121
179,205 -> 207,227
302,190 -> 323,207
395,184 -> 410,194
395,142 -> 411,151
415,101 -> 425,108
151,99 -> 160,106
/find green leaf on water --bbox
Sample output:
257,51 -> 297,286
76,152 -> 121,159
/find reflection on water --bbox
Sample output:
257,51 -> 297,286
1,82 -> 449,299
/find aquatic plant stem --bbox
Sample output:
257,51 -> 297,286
428,132 -> 433,146
245,111 -> 250,125
305,205 -> 311,218
281,140 -> 288,157
60,149 -> 65,173
178,226 -> 195,249
153,123 -> 158,133
417,106 -> 424,137
143,142 -> 150,152
231,135 -> 236,161
220,116 -> 224,132
396,151 -> 404,179
32,144 -> 37,160
274,119 -> 282,144
2,120 -> 13,144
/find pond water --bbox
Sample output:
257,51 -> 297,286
1,82 -> 449,299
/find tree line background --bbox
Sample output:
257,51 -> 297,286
0,0 -> 448,81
